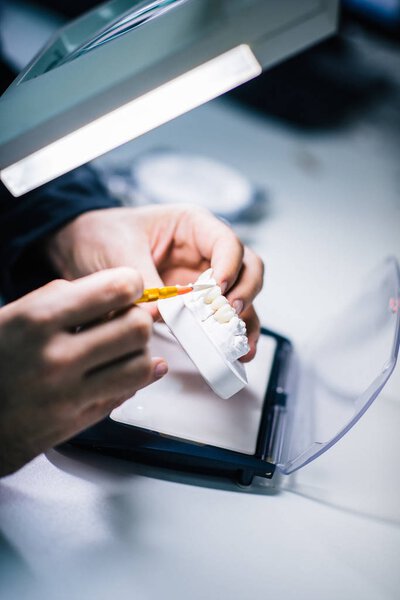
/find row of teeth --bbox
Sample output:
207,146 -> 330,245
203,286 -> 238,324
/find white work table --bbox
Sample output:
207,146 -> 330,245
1,6 -> 400,598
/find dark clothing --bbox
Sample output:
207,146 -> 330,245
0,169 -> 120,301
0,52 -> 119,301
33,0 -> 99,18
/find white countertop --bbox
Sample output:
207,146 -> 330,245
1,5 -> 400,598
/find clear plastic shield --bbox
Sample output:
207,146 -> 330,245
278,257 -> 400,474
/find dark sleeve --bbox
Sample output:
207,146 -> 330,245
0,44 -> 121,302
0,166 -> 121,302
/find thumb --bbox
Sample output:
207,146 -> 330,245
132,248 -> 164,322
99,236 -> 164,321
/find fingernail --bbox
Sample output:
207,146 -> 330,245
155,361 -> 168,379
220,281 -> 228,294
233,300 -> 244,315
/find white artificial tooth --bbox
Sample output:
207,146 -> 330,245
234,335 -> 250,353
183,268 -> 250,363
228,316 -> 240,330
211,295 -> 228,311
215,305 -> 235,323
237,319 -> 247,334
204,286 -> 221,304
200,306 -> 214,321
226,311 -> 236,323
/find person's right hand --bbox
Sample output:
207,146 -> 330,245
0,268 -> 168,477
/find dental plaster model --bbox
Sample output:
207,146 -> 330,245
184,269 -> 250,362
158,269 -> 249,399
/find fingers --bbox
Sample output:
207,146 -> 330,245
225,247 -> 264,313
134,246 -> 164,290
58,268 -> 145,327
239,305 -> 261,363
74,397 -> 128,435
56,394 -> 132,445
74,306 -> 154,372
136,270 -> 164,321
137,261 -> 164,320
98,225 -> 165,322
192,211 -> 264,313
64,355 -> 168,439
82,351 -> 168,403
193,211 -> 244,293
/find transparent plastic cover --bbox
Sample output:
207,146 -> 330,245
54,0 -> 191,71
279,257 -> 400,474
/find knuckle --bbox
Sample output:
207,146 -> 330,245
179,204 -> 210,223
131,309 -> 152,345
234,237 -> 245,258
125,351 -> 152,389
44,278 -> 70,294
257,256 -> 265,286
41,338 -> 75,375
29,306 -> 58,329
16,305 -> 54,332
106,270 -> 143,305
26,280 -> 70,329
137,352 -> 153,383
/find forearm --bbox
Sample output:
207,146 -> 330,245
0,166 -> 120,301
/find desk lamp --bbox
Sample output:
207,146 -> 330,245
0,0 -> 338,196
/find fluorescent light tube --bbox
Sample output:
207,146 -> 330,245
1,44 -> 261,197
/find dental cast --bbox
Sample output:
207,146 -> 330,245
184,269 -> 250,363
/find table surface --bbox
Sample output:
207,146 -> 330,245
1,4 -> 400,599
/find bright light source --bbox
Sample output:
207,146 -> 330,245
1,45 -> 261,197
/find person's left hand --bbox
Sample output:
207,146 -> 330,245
46,205 -> 264,361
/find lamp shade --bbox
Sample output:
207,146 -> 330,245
0,0 -> 338,196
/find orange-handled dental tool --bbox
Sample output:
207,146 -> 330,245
136,285 -> 194,303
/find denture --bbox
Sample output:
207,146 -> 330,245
184,269 -> 250,363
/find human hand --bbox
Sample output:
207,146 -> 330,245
0,268 -> 167,476
46,205 -> 264,362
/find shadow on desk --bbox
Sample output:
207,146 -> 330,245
283,394 -> 400,528
49,390 -> 400,528
0,519 -> 34,597
47,447 -> 282,498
